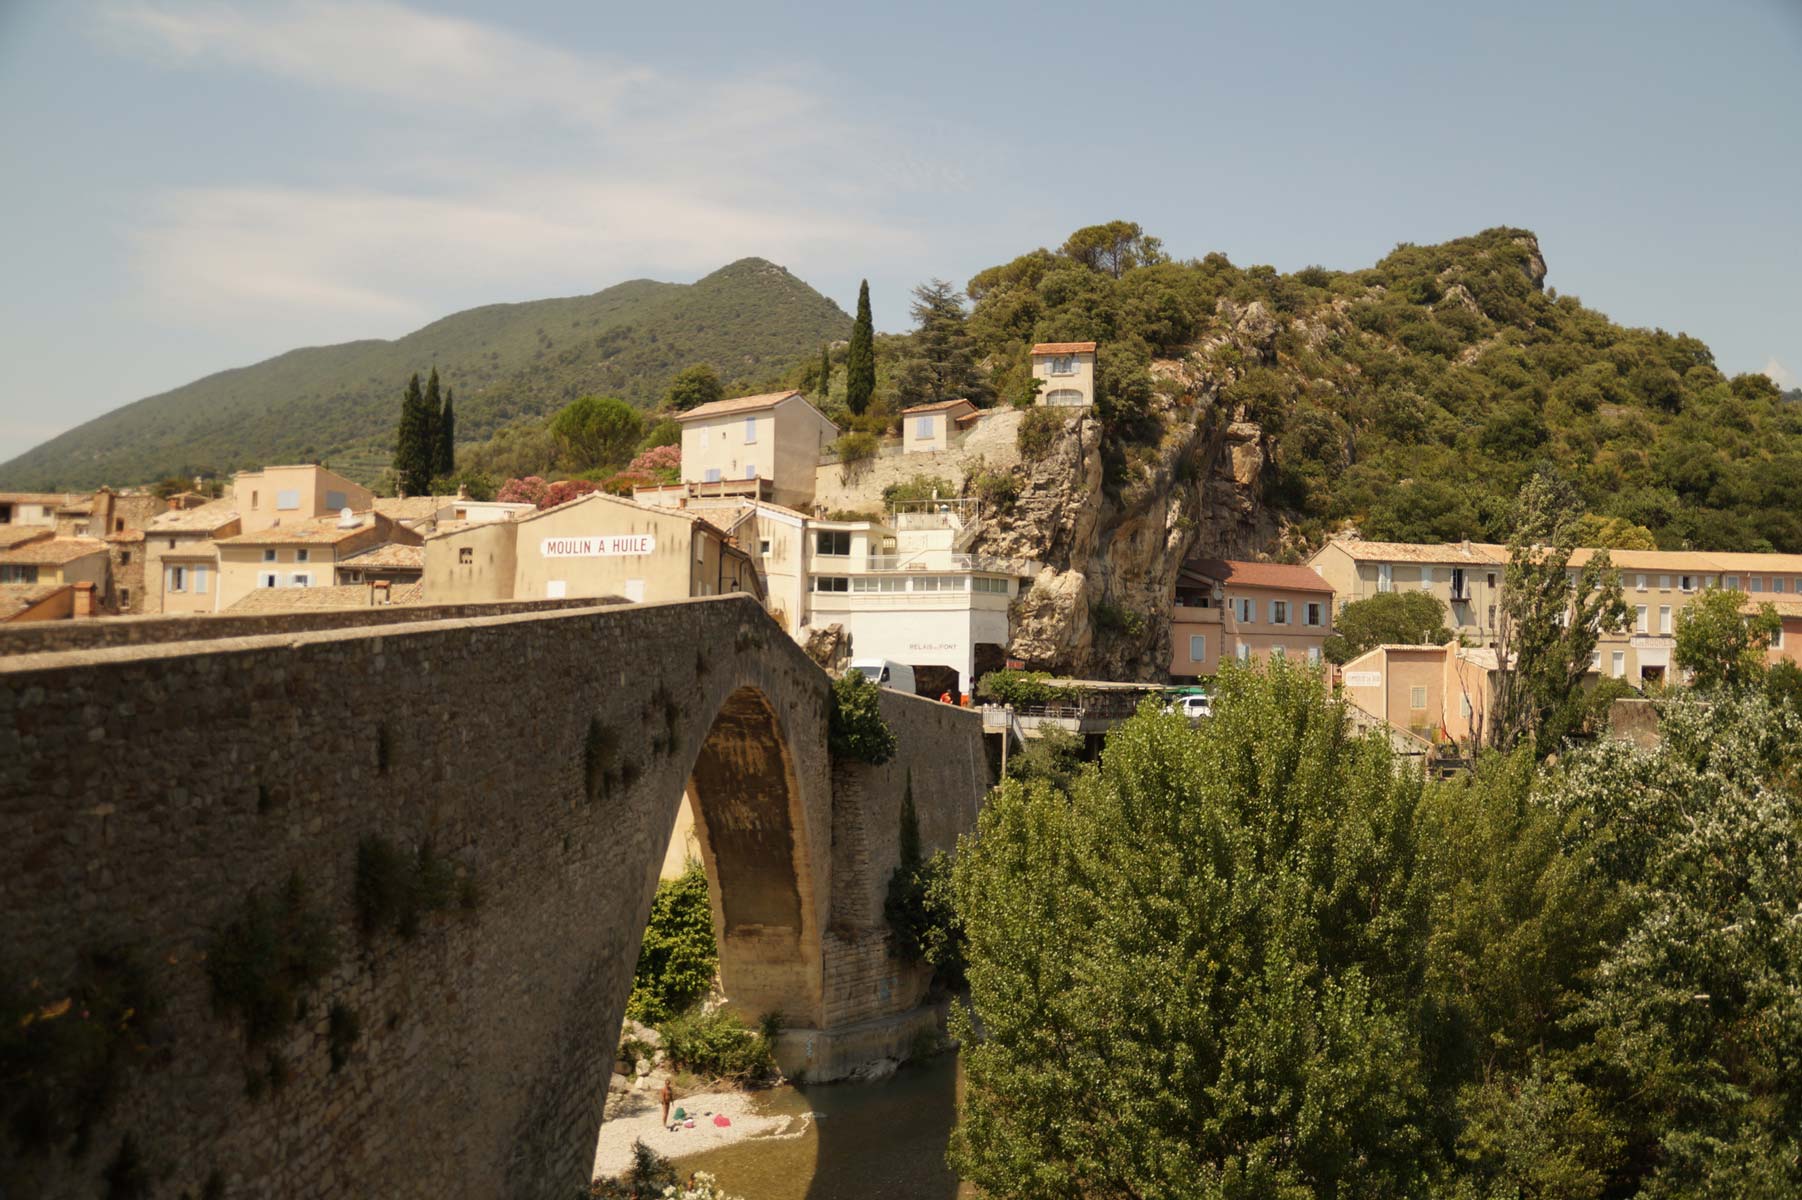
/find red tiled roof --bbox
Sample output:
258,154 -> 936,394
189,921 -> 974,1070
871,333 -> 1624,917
1182,557 -> 1333,593
1030,341 -> 1097,355
0,536 -> 109,566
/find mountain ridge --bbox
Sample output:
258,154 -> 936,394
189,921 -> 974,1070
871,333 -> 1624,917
2,258 -> 849,490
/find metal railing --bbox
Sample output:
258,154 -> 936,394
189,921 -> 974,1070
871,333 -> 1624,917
864,553 -> 1017,573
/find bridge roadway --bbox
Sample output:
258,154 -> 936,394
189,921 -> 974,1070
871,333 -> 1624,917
0,595 -> 989,1199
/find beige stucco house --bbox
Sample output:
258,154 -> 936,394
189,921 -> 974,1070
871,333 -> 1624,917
1170,557 -> 1335,678
901,399 -> 978,453
142,499 -> 241,614
676,390 -> 839,510
1306,539 -> 1510,643
0,493 -> 78,529
1340,643 -> 1499,746
422,492 -> 763,606
232,464 -> 374,534
1030,341 -> 1097,407
212,511 -> 419,612
0,529 -> 109,592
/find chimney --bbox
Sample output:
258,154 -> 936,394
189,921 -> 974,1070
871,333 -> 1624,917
457,483 -> 469,500
371,580 -> 391,606
166,496 -> 181,511
72,582 -> 98,619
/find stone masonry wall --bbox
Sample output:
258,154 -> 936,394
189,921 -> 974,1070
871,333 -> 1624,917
0,595 -> 986,1199
0,595 -> 616,657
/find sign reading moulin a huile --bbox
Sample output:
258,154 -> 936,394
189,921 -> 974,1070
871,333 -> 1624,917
541,534 -> 656,558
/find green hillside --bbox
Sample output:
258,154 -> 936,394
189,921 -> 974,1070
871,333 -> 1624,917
954,224 -> 1802,553
1,257 -> 849,490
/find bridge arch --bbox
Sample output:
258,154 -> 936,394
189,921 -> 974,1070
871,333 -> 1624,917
677,683 -> 822,1026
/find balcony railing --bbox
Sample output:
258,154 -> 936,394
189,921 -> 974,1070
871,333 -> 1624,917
865,553 -> 1016,573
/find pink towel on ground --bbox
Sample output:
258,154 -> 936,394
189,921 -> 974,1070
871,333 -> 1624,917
713,1114 -> 731,1127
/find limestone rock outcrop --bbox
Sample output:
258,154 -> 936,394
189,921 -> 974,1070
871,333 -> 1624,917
964,300 -> 1285,680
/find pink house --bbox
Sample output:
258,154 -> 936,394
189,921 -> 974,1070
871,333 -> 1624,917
1170,558 -> 1335,679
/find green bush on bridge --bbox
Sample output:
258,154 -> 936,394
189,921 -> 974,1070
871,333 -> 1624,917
976,669 -> 1077,708
828,671 -> 896,765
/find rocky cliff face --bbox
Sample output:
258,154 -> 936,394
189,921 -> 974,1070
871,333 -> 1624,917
967,300 -> 1285,680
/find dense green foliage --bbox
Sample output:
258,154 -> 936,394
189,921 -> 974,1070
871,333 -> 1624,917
893,280 -> 989,408
1491,475 -> 1628,752
956,224 -> 1802,550
3,258 -> 848,489
1323,591 -> 1456,664
954,666 -> 1432,1196
627,863 -> 719,1025
976,669 -> 1078,707
393,372 -> 434,496
664,364 -> 724,413
952,666 -> 1802,1197
845,279 -> 876,416
882,781 -> 965,989
657,1008 -> 776,1084
1674,588 -> 1780,690
434,386 -> 456,479
828,670 -> 896,764
548,395 -> 644,473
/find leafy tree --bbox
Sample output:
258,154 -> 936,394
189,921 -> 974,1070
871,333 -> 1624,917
1058,220 -> 1167,278
1490,474 -> 1628,753
1674,588 -> 1779,690
638,417 -> 681,451
845,280 -> 876,416
392,372 -> 435,496
549,395 -> 644,472
893,280 -> 989,409
433,386 -> 456,479
1570,513 -> 1656,550
626,863 -> 717,1024
827,669 -> 895,764
665,364 -> 724,413
952,664 -> 1434,1197
1323,591 -> 1456,663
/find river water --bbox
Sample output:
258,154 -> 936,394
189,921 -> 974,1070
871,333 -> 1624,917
677,1056 -> 973,1199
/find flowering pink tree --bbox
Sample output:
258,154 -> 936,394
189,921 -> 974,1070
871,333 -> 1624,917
497,475 -> 550,506
628,444 -> 682,482
540,478 -> 600,508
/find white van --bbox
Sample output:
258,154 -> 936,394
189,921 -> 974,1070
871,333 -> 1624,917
850,658 -> 917,695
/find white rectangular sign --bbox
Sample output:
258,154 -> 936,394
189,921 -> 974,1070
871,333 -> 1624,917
1344,670 -> 1382,688
541,534 -> 655,558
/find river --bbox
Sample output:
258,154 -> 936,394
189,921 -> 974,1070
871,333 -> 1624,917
676,1056 -> 973,1199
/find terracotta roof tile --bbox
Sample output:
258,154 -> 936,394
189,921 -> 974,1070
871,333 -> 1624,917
0,583 -> 69,619
1183,557 -> 1334,593
338,542 -> 425,570
675,390 -> 819,422
0,536 -> 109,566
901,398 -> 978,415
1319,539 -> 1509,565
215,515 -> 390,546
225,585 -> 384,613
1030,342 -> 1097,355
147,498 -> 241,532
0,527 -> 52,550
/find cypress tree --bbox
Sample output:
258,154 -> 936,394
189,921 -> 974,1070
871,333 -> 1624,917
845,280 -> 875,416
818,343 -> 832,399
434,386 -> 456,480
393,372 -> 432,496
421,368 -> 442,483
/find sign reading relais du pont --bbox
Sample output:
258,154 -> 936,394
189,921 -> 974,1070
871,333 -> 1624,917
540,534 -> 656,558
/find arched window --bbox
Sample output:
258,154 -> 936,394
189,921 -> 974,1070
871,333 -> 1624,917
1044,388 -> 1087,407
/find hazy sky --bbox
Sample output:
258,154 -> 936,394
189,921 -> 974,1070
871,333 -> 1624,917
2,0 -> 1798,463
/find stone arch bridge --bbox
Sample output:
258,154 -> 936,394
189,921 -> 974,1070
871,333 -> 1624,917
0,595 -> 989,1199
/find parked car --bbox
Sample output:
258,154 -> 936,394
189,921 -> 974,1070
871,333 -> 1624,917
1165,693 -> 1212,720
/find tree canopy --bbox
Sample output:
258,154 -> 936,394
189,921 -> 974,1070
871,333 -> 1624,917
952,665 -> 1802,1197
845,280 -> 876,416
665,364 -> 724,413
548,395 -> 643,472
1674,588 -> 1780,690
1323,591 -> 1456,663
